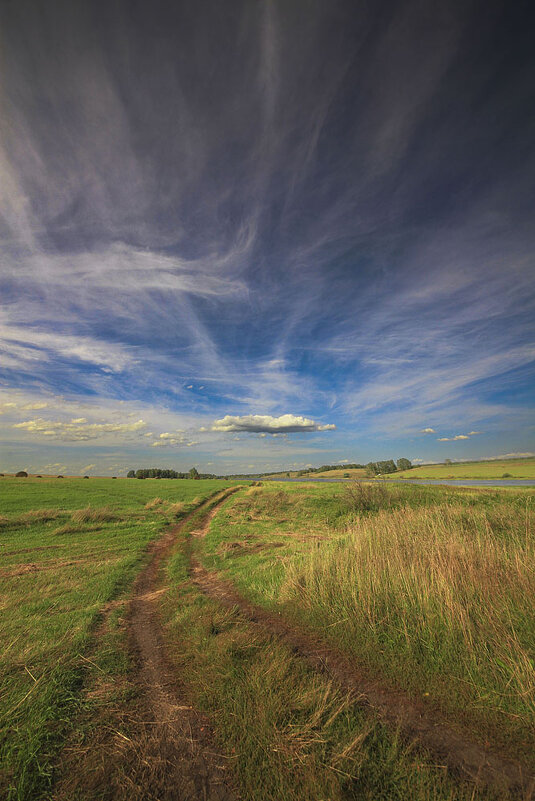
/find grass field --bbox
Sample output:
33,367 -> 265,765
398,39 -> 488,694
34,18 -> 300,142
393,457 -> 535,479
0,477 -> 235,800
1,476 -> 533,799
202,482 -> 535,772
263,468 -> 367,479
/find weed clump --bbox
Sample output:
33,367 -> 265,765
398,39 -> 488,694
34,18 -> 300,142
167,501 -> 186,517
145,497 -> 164,509
20,508 -> 62,524
53,524 -> 85,535
71,506 -> 117,523
342,479 -> 393,513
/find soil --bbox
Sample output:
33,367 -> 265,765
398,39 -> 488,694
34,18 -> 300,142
188,519 -> 535,799
126,489 -> 240,800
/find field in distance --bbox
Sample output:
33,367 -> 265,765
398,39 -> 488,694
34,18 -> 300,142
393,456 -> 535,479
262,467 -> 367,479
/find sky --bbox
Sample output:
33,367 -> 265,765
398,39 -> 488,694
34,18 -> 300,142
0,0 -> 534,476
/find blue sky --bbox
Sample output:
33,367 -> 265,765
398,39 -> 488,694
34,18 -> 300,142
0,0 -> 533,475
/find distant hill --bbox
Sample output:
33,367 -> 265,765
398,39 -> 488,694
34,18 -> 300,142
393,457 -> 535,480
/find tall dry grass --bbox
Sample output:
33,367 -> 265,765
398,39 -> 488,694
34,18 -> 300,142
71,506 -> 117,523
281,502 -> 535,730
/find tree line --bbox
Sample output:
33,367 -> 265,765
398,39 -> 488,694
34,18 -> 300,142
126,467 -> 217,480
365,458 -> 412,476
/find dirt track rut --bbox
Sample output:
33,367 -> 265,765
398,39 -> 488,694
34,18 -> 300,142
188,513 -> 535,800
127,489 -> 240,801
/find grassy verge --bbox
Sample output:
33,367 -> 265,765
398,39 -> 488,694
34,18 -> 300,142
0,478 -> 235,800
200,482 -> 535,769
161,509 -> 501,801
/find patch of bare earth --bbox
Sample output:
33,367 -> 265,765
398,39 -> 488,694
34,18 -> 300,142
188,521 -> 535,800
53,490 -> 240,801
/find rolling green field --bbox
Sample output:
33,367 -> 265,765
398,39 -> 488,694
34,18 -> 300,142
0,477 -> 235,800
1,476 -> 533,799
393,457 -> 535,479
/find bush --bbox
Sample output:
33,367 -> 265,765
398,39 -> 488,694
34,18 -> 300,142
502,473 -> 513,478
15,471 -> 28,477
343,479 -> 391,513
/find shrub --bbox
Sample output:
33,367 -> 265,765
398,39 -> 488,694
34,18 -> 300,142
343,479 -> 390,513
15,471 -> 28,477
83,475 -> 89,479
502,473 -> 513,478
57,475 -> 64,479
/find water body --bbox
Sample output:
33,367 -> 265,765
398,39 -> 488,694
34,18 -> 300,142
264,478 -> 535,487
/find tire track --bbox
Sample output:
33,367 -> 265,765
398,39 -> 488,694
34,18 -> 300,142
188,513 -> 535,800
126,487 -> 241,801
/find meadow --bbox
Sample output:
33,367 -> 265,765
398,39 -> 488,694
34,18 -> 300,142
0,477 -> 234,800
1,476 -> 533,800
201,483 -> 534,776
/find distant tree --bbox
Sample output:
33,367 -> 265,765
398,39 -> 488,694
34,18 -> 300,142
57,475 -> 64,478
15,471 -> 28,477
444,458 -> 452,466
365,462 -> 378,476
189,467 -> 200,480
396,458 -> 412,471
83,475 -> 89,479
127,470 -> 135,478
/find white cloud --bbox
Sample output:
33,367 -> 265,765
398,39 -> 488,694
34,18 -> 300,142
0,400 -> 48,414
421,428 -> 436,434
437,434 -> 470,441
210,413 -> 336,433
151,430 -> 198,447
467,430 -> 482,435
13,417 -> 146,441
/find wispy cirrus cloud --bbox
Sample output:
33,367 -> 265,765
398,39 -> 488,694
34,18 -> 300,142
0,1 -> 533,472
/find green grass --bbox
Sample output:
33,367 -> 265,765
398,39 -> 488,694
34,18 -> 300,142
2,476 -> 532,799
200,482 -> 535,769
0,477 -> 236,800
393,457 -> 535,479
160,508 -> 500,801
